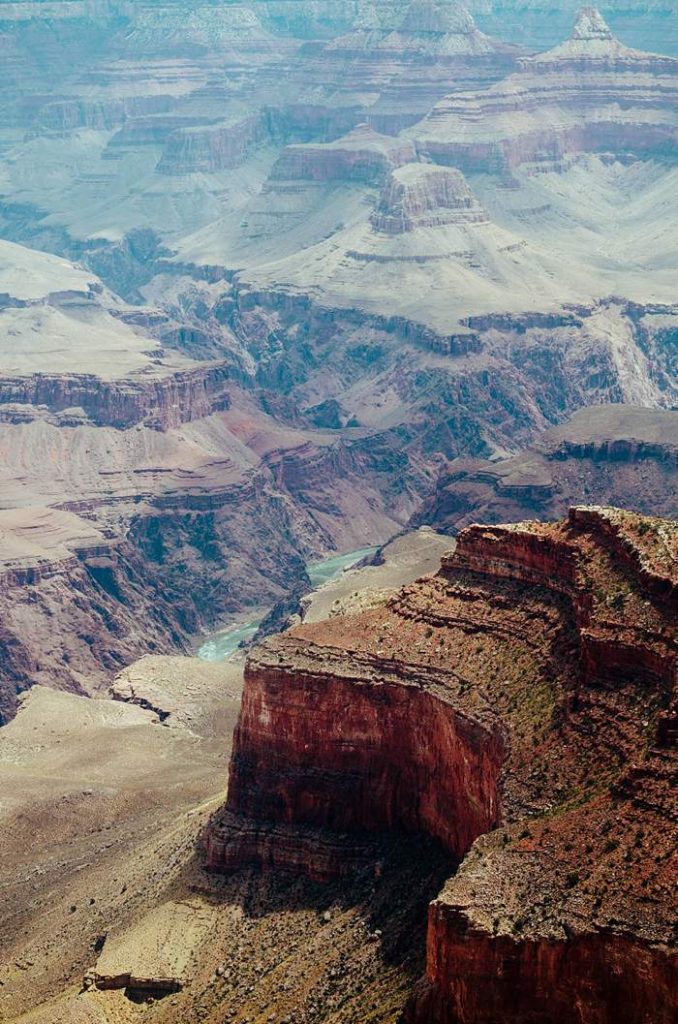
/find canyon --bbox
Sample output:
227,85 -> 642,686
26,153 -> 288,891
0,2 -> 676,1023
1,225 -> 675,720
415,404 -> 678,531
0,508 -> 675,1024
0,532 -> 456,1024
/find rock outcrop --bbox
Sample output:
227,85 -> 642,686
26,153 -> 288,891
213,505 -> 677,1023
416,405 -> 678,531
371,164 -> 489,233
0,362 -> 233,430
410,7 -> 678,173
157,115 -> 267,175
0,238 -> 240,428
270,125 -> 417,185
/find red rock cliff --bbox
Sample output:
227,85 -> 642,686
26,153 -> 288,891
225,643 -> 504,861
212,506 -> 677,1023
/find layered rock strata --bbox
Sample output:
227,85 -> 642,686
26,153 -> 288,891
277,0 -> 521,136
0,507 -> 195,723
157,115 -> 267,175
270,125 -> 417,185
416,405 -> 678,531
0,363 -> 232,430
410,7 -> 678,174
0,238 -> 239,427
371,164 -> 489,233
0,239 -> 441,720
213,505 -> 677,1023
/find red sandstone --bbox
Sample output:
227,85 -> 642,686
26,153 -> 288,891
212,505 -> 677,1023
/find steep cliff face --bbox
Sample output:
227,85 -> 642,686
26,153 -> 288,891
410,926 -> 676,1024
157,115 -> 267,175
223,650 -> 504,864
0,362 -> 233,429
0,238 -> 244,427
0,508 -> 196,724
270,126 -> 417,185
215,505 -> 677,1022
371,165 -> 489,233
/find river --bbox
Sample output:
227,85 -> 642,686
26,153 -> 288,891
197,545 -> 378,663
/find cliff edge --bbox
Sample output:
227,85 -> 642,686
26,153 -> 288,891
211,505 -> 677,1023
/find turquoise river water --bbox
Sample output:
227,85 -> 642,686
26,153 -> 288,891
197,545 -> 377,662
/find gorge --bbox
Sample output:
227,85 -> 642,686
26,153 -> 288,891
0,2 -> 676,1023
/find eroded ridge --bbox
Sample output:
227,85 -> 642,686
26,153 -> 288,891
211,506 -> 676,1023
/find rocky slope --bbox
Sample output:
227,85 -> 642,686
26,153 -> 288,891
468,1 -> 678,55
214,505 -> 677,1022
0,401 -> 423,722
2,6 -> 677,359
0,241 -> 430,721
416,404 -> 678,532
0,507 -> 196,724
0,237 -> 238,426
0,573 -> 456,1024
0,0 -> 509,251
0,657 -> 243,1022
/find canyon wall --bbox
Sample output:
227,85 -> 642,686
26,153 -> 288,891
0,363 -> 232,429
411,9 -> 678,174
270,126 -> 417,185
0,514 -> 195,723
215,505 -> 677,1023
224,647 -> 504,861
410,924 -> 677,1024
415,406 -> 678,532
157,116 -> 267,175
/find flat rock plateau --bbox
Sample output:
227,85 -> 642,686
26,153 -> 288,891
0,1 -> 676,1022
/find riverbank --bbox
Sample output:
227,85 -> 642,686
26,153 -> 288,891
196,545 -> 379,663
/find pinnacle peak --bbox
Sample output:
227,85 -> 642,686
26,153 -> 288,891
571,6 -> 614,41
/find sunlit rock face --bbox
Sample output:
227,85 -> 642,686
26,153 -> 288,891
215,505 -> 677,1023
